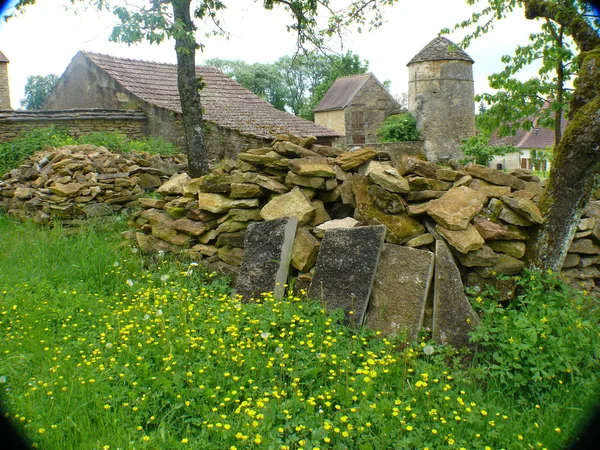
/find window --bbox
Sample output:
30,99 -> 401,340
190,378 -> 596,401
352,135 -> 365,144
351,111 -> 364,129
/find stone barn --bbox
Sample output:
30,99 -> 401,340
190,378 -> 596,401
0,50 -> 11,110
44,51 -> 340,160
313,73 -> 402,146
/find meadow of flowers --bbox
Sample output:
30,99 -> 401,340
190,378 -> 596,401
0,214 -> 599,449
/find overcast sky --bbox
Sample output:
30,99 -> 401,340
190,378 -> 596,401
0,0 -> 543,109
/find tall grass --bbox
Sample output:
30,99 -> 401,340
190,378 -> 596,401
0,214 -> 599,449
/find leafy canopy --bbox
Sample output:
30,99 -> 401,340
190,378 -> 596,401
20,74 -> 59,110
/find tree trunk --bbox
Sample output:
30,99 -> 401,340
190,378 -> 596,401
527,96 -> 600,271
172,0 -> 209,177
554,26 -> 564,145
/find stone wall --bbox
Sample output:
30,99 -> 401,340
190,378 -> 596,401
352,141 -> 425,164
0,62 -> 10,110
345,77 -> 402,145
408,59 -> 475,162
314,110 -> 346,136
0,109 -> 148,143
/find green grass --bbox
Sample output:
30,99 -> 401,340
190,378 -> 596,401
0,214 -> 599,449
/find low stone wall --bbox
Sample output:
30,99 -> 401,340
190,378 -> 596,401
352,141 -> 425,162
0,109 -> 148,143
126,138 -> 600,301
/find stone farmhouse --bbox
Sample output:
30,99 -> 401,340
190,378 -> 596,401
313,73 -> 402,146
43,51 -> 340,159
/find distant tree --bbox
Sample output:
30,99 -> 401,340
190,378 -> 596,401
20,74 -> 58,110
206,51 -> 369,118
205,58 -> 288,110
394,92 -> 408,110
461,134 -> 518,166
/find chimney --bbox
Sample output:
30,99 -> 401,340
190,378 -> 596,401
0,51 -> 11,110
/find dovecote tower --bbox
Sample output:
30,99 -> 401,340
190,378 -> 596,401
407,37 -> 475,163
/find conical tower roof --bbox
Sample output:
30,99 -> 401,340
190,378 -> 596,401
0,51 -> 9,63
407,36 -> 473,65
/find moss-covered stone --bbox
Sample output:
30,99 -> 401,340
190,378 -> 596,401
355,204 -> 425,244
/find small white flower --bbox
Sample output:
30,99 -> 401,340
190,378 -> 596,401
189,262 -> 199,267
157,250 -> 165,257
131,247 -> 139,254
156,309 -> 163,316
143,314 -> 150,321
275,346 -> 283,354
423,345 -> 435,356
260,332 -> 270,339
126,279 -> 134,287
0,376 -> 6,384
113,261 -> 120,267
160,274 -> 169,282
105,343 -> 113,349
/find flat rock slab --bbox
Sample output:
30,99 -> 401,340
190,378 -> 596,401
425,186 -> 487,230
308,225 -> 386,327
365,244 -> 434,341
261,187 -> 315,224
433,240 -> 481,349
235,217 -> 298,301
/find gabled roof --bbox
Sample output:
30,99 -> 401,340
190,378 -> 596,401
0,51 -> 9,63
408,36 -> 473,65
313,72 -> 398,113
81,52 -> 340,140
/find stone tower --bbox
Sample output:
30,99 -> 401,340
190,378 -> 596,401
407,36 -> 475,163
0,51 -> 11,110
0,52 -> 11,111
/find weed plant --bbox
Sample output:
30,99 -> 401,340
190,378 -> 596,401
0,215 -> 599,449
0,127 -> 182,176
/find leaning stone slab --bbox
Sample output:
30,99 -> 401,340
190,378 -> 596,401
261,187 -> 316,225
291,227 -> 321,272
308,225 -> 386,327
365,244 -> 434,341
425,186 -> 487,230
433,240 -> 481,349
235,217 -> 298,301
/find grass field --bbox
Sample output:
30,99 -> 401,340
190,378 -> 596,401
1,214 -> 599,449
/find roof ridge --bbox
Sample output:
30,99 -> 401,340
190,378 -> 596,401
82,50 -> 219,70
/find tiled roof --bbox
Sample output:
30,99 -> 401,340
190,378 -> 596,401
82,51 -> 340,140
313,73 -> 371,112
516,115 -> 569,149
408,37 -> 473,65
0,51 -> 9,63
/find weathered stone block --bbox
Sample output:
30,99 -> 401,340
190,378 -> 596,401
308,225 -> 386,326
466,164 -> 526,190
355,204 -> 425,245
261,187 -> 315,225
335,147 -> 377,171
425,186 -> 487,230
487,240 -> 526,259
456,245 -> 499,267
197,193 -> 259,214
291,227 -> 320,272
436,224 -> 485,254
313,217 -> 359,238
288,157 -> 336,178
365,161 -> 410,193
157,173 -> 191,195
235,217 -> 298,301
474,254 -> 525,278
501,195 -> 544,224
433,240 -> 481,349
408,177 -> 452,191
569,239 -> 600,254
366,244 -> 434,340
405,233 -> 434,248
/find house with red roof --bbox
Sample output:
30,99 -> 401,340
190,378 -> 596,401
44,51 -> 340,160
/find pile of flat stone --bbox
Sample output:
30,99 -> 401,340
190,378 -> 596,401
0,145 -> 186,223
128,133 -> 600,296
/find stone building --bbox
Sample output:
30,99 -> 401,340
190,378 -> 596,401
44,51 -> 340,160
313,73 -> 402,146
0,51 -> 11,110
408,36 -> 476,162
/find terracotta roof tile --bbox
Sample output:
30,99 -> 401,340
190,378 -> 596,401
82,51 -> 340,140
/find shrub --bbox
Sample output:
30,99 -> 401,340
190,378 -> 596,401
376,113 -> 420,142
469,270 -> 600,397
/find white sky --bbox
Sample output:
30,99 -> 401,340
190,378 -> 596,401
0,0 -> 543,109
